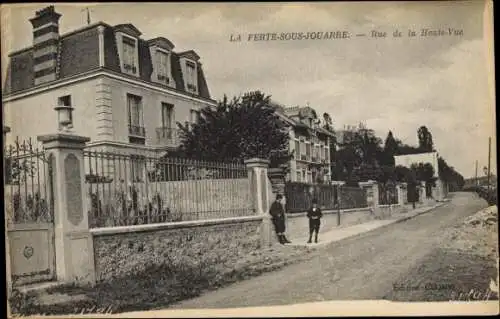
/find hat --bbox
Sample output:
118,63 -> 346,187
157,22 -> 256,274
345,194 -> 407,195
276,194 -> 283,200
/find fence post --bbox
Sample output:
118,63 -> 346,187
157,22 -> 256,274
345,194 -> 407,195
359,180 -> 379,209
3,126 -> 13,306
37,132 -> 96,285
399,182 -> 408,205
419,181 -> 426,204
244,158 -> 273,247
332,181 -> 345,225
396,183 -> 404,206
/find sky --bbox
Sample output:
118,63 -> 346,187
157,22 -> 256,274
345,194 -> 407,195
1,1 -> 496,179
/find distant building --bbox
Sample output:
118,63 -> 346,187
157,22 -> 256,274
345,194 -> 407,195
273,103 -> 334,184
394,151 -> 448,200
3,6 -> 216,159
335,122 -> 369,148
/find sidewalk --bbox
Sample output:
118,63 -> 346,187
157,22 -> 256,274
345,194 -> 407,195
287,201 -> 447,247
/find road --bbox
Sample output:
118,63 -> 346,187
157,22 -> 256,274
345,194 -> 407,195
169,192 -> 489,309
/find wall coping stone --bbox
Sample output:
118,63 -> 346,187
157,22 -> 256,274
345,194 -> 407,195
90,215 -> 263,237
378,204 -> 401,208
287,207 -> 371,219
244,158 -> 270,167
37,133 -> 91,144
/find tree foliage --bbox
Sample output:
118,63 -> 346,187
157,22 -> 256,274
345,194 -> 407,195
381,131 -> 398,166
417,125 -> 434,152
172,91 -> 293,168
332,124 -> 464,191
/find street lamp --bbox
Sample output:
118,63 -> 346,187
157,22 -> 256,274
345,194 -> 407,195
54,104 -> 74,132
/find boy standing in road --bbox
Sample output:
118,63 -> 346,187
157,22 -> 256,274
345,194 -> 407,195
307,198 -> 323,243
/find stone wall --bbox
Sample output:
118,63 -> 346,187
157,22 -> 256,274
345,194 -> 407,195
91,218 -> 262,282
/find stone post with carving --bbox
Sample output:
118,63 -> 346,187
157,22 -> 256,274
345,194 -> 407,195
37,133 -> 96,285
245,158 -> 273,247
4,126 -> 12,300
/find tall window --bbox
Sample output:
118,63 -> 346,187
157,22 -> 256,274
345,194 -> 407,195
156,50 -> 169,82
300,140 -> 306,160
127,94 -> 144,137
306,142 -> 311,161
296,170 -> 301,182
294,140 -> 300,158
190,109 -> 201,124
185,61 -> 196,91
122,37 -> 137,74
161,103 -> 174,129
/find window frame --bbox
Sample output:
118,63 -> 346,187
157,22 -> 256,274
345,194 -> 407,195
121,34 -> 139,76
127,93 -> 145,137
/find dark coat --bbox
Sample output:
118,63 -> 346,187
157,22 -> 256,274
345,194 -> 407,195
307,206 -> 323,220
269,201 -> 286,233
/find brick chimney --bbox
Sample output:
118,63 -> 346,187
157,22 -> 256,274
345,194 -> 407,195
29,6 -> 61,85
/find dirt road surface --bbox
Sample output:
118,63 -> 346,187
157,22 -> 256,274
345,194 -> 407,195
169,192 -> 491,309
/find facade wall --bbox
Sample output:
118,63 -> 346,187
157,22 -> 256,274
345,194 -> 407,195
3,74 -> 215,149
288,128 -> 331,184
4,78 -> 101,145
106,76 -> 213,147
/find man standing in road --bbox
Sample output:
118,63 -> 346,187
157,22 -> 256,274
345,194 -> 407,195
269,194 -> 291,244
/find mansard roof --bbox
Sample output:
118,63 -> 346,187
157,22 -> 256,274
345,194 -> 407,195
3,22 -> 212,102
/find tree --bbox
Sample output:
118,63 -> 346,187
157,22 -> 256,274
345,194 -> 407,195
417,126 -> 434,152
322,113 -> 333,132
381,131 -> 398,166
173,91 -> 293,167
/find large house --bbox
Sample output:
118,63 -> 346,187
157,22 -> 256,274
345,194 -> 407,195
3,6 -> 216,157
273,103 -> 334,184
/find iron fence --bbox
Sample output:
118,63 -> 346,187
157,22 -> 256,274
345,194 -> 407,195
379,184 -> 398,205
285,182 -> 367,213
83,150 -> 253,228
4,137 -> 54,224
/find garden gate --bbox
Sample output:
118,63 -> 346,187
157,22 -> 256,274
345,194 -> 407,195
5,138 -> 56,286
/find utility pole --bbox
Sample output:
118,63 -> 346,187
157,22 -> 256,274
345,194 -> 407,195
81,7 -> 92,25
475,160 -> 478,187
487,137 -> 491,192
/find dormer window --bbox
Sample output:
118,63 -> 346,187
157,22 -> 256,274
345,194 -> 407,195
122,36 -> 137,74
185,61 -> 197,92
156,49 -> 170,84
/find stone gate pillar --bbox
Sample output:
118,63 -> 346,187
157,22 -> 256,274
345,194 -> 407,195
37,133 -> 95,285
399,182 -> 408,205
419,181 -> 426,204
359,180 -> 379,208
245,158 -> 273,247
396,183 -> 404,206
4,126 -> 12,300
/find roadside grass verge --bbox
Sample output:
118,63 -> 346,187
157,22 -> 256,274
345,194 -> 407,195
9,244 -> 315,316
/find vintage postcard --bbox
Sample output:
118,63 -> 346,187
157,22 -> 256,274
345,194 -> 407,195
1,1 -> 498,317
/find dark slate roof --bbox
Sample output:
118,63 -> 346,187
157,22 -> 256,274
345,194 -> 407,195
3,22 -> 213,102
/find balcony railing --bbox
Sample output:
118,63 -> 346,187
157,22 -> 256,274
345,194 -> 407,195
156,127 -> 181,146
128,125 -> 146,137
